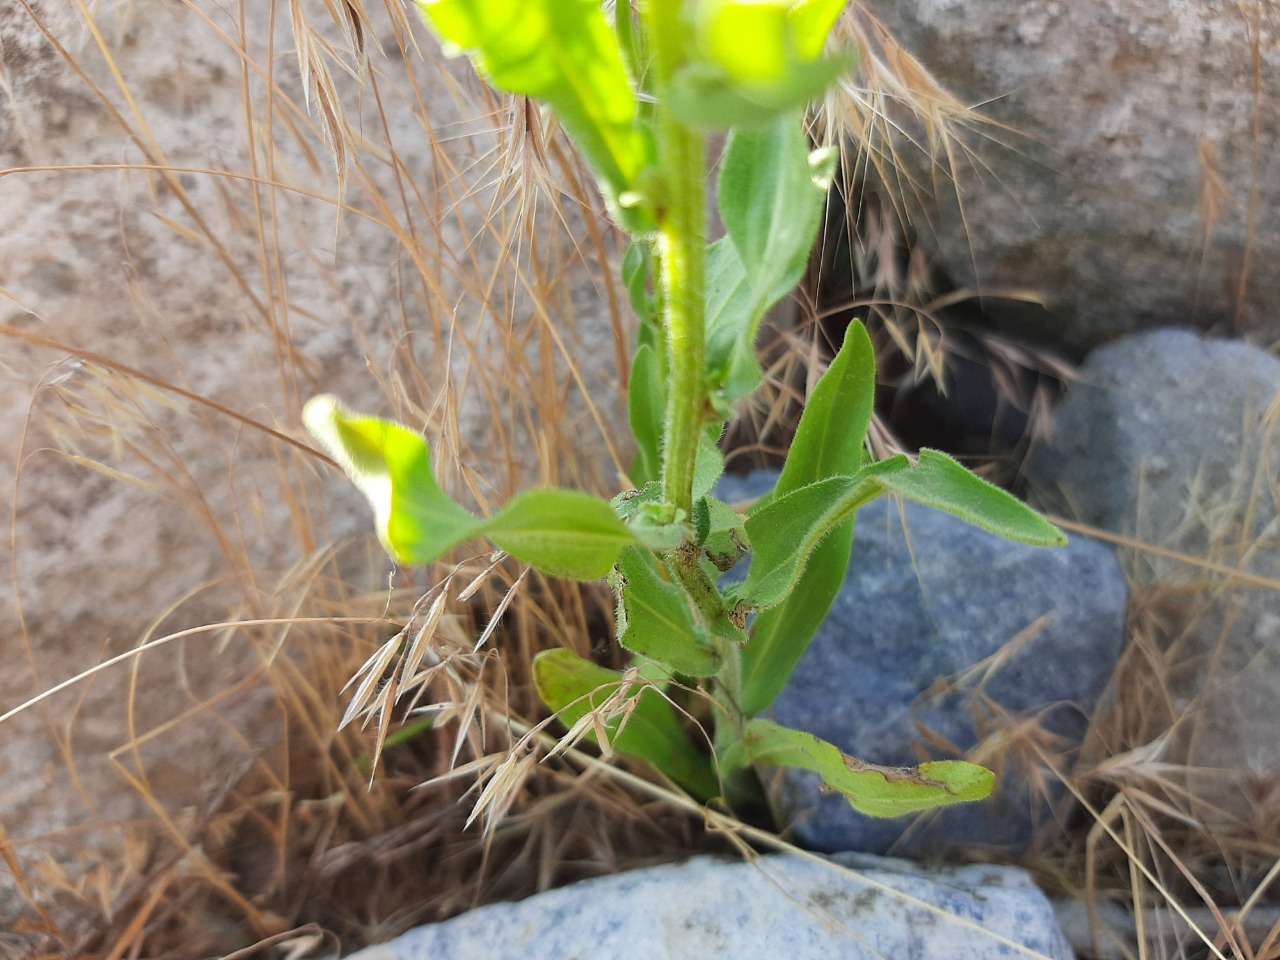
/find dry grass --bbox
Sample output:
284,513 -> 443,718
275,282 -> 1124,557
2,3 -> 1278,960
1,1 -> 699,955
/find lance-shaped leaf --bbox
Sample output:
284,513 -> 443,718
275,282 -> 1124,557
416,0 -> 655,231
774,320 -> 875,496
706,114 -> 836,404
533,648 -> 718,800
737,449 -> 1066,611
739,320 -> 875,715
734,719 -> 994,818
628,343 -> 664,487
719,114 -> 835,297
611,547 -> 721,677
485,489 -> 639,580
305,396 -> 636,580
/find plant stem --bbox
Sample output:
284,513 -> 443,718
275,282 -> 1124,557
645,0 -> 707,518
643,2 -> 756,807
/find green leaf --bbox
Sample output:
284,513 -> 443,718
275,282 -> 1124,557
698,496 -> 750,572
303,395 -> 482,565
704,238 -> 761,405
486,489 -> 638,580
622,241 -> 656,332
611,547 -> 721,676
720,113 -> 835,303
611,481 -> 665,521
306,396 -> 637,578
735,719 -> 994,818
612,483 -> 690,552
415,0 -> 655,231
738,460 -> 903,610
628,344 -> 665,486
739,321 -> 875,714
875,449 -> 1070,547
737,451 -> 1065,611
775,320 -> 875,497
612,0 -> 646,88
740,535 -> 851,713
671,0 -> 854,129
693,429 -> 727,501
706,115 -> 837,406
697,0 -> 791,84
533,648 -> 718,800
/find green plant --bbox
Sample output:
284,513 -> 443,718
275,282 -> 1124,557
304,0 -> 1065,816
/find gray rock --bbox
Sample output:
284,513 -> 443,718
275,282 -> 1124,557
861,0 -> 1280,354
1025,328 -> 1280,557
348,853 -> 1073,960
767,495 -> 1127,856
1024,328 -> 1280,820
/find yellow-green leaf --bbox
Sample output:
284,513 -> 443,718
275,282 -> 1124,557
416,0 -> 654,230
305,396 -> 637,579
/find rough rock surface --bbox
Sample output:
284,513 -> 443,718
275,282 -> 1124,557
0,0 -> 624,929
347,853 -> 1074,960
863,0 -> 1280,354
1025,328 -> 1280,819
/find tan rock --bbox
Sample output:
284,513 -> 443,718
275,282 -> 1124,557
0,0 -> 628,935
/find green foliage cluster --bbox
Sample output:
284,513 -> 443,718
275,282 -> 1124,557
305,0 -> 1066,817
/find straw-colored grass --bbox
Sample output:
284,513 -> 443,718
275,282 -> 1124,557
2,3 -> 1278,959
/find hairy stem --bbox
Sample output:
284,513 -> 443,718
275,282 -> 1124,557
644,0 -> 707,518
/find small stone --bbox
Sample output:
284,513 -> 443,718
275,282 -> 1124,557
348,853 -> 1074,960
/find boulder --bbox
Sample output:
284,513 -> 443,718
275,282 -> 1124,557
1025,327 -> 1280,820
860,0 -> 1280,354
348,853 -> 1073,960
0,0 -> 623,930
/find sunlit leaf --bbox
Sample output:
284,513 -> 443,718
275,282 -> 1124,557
668,55 -> 850,133
416,0 -> 655,230
306,396 -> 637,579
673,0 -> 853,129
788,0 -> 850,60
303,395 -> 481,565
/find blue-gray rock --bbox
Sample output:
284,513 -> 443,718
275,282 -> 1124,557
1024,327 -> 1280,822
1025,328 -> 1280,563
347,853 -> 1074,960
766,495 -> 1127,856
